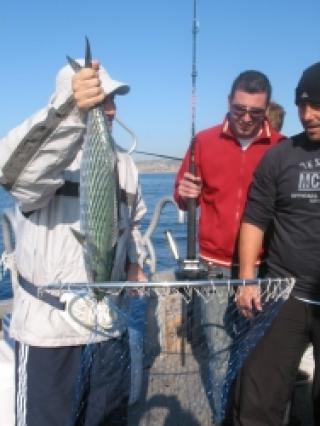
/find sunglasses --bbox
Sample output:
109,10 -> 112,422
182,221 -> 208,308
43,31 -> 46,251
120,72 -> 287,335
230,104 -> 266,119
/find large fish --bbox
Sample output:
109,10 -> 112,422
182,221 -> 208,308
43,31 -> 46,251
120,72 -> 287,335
67,38 -> 119,287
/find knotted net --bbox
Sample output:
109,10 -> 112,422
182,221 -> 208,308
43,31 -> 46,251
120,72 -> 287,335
41,277 -> 294,425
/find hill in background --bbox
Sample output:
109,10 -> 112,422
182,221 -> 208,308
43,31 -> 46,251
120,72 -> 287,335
134,159 -> 181,174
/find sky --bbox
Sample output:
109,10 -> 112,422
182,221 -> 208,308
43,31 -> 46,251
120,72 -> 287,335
2,0 -> 320,159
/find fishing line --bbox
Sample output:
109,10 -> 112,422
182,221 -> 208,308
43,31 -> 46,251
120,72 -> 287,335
133,150 -> 182,161
115,116 -> 182,160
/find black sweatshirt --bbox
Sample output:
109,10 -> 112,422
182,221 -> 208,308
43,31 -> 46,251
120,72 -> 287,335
243,132 -> 320,300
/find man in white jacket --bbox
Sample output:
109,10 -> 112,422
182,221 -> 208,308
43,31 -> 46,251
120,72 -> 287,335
0,59 -> 147,425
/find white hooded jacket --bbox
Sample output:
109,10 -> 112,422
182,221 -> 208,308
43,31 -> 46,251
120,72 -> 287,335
0,63 -> 146,346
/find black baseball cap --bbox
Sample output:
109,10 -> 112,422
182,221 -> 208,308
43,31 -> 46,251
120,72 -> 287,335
295,62 -> 320,105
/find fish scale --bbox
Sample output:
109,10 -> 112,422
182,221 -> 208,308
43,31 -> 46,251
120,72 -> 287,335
66,41 -> 120,286
80,105 -> 119,283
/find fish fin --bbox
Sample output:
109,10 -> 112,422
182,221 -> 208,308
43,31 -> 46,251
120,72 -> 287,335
66,56 -> 83,72
85,36 -> 92,68
70,227 -> 86,245
66,37 -> 92,72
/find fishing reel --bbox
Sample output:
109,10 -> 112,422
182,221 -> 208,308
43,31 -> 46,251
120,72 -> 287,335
165,230 -> 215,281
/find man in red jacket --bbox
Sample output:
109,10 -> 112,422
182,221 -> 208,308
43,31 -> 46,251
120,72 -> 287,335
174,70 -> 284,421
174,70 -> 283,266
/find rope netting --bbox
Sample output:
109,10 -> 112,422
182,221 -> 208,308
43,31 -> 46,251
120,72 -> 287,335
40,277 -> 294,425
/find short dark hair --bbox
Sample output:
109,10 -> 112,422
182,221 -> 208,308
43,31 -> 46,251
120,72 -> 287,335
230,70 -> 272,104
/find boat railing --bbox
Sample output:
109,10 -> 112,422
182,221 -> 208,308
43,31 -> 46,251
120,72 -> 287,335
141,195 -> 184,274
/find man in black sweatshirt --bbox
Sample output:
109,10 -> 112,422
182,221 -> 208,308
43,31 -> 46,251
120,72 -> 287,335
232,62 -> 320,425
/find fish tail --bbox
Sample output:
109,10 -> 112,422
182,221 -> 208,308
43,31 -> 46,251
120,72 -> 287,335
66,36 -> 92,72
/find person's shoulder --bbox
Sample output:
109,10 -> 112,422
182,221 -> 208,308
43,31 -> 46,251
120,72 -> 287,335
263,137 -> 292,163
276,136 -> 292,146
196,122 -> 223,141
279,132 -> 306,150
290,131 -> 307,145
269,134 -> 293,152
272,130 -> 306,147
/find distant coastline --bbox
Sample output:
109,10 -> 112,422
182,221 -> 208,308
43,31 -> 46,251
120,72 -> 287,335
135,159 -> 181,174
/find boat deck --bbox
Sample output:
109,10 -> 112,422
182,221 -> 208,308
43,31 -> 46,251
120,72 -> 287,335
128,281 -> 213,425
129,351 -> 212,426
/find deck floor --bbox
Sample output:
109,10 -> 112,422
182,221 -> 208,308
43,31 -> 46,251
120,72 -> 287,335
129,351 -> 213,426
128,289 -> 214,425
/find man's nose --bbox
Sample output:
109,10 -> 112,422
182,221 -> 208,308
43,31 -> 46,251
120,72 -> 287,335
242,111 -> 252,122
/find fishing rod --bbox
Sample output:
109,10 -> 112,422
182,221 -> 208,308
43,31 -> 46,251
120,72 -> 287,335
174,0 -> 207,279
187,0 -> 199,261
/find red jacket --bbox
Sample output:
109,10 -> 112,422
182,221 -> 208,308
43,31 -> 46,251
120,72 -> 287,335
174,117 -> 284,266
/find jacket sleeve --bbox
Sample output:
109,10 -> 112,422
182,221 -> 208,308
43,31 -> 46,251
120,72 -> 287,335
0,87 -> 86,212
243,147 -> 279,231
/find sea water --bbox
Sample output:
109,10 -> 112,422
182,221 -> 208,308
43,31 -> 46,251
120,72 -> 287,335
0,173 -> 187,300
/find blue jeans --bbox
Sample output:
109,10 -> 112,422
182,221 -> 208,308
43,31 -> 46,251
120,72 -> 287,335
198,264 -> 238,423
